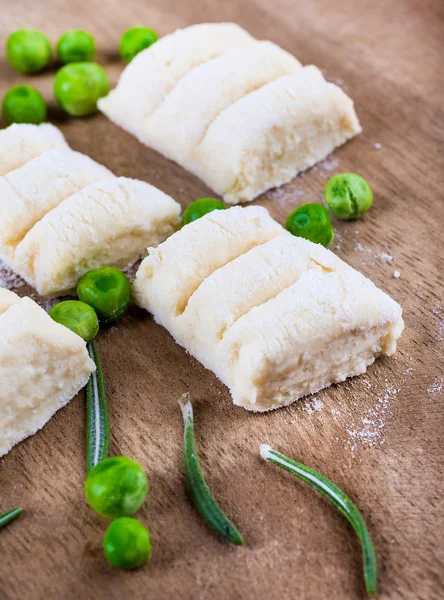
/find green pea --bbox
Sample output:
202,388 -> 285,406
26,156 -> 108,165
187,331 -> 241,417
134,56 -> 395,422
103,517 -> 151,570
57,30 -> 96,63
77,267 -> 131,325
286,203 -> 334,247
49,300 -> 99,342
2,85 -> 47,125
85,456 -> 148,519
182,197 -> 227,226
119,27 -> 159,63
324,173 -> 373,220
6,29 -> 52,74
54,62 -> 109,117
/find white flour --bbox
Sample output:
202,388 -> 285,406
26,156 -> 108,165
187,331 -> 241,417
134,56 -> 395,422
354,243 -> 395,265
304,397 -> 324,415
427,380 -> 443,394
432,305 -> 444,342
343,385 -> 400,452
268,184 -> 305,209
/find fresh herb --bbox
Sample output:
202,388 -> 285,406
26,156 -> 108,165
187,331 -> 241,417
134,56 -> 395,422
260,444 -> 377,597
179,393 -> 243,546
86,341 -> 110,472
0,507 -> 22,530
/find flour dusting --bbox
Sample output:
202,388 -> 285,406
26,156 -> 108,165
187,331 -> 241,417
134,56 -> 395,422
379,252 -> 394,264
345,386 -> 399,452
268,185 -> 305,209
354,242 -> 374,256
354,243 -> 395,265
304,397 -> 324,415
318,156 -> 339,179
329,382 -> 402,453
427,380 -> 443,394
432,305 -> 444,342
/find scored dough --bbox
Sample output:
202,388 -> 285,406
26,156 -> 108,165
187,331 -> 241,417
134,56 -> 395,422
133,206 -> 287,323
14,177 -> 181,296
172,235 -> 338,366
0,123 -> 68,176
144,41 -> 301,165
193,65 -> 362,204
133,207 -> 404,411
0,148 -> 115,258
98,22 -> 255,140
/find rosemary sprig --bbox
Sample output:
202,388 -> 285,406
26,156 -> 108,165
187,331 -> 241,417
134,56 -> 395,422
179,393 -> 243,546
86,341 -> 110,472
0,507 -> 22,530
260,444 -> 377,597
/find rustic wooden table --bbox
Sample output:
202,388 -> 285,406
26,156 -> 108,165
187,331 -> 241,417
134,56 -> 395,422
0,0 -> 443,598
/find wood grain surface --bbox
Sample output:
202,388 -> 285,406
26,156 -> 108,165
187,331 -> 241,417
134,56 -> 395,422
0,0 -> 443,598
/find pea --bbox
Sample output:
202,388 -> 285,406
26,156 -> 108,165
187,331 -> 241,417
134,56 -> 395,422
324,173 -> 373,220
103,517 -> 151,570
6,29 -> 52,74
85,456 -> 148,519
119,27 -> 159,63
49,300 -> 99,342
182,197 -> 227,226
2,85 -> 47,125
54,62 -> 109,117
77,267 -> 131,325
57,30 -> 96,63
286,203 -> 334,247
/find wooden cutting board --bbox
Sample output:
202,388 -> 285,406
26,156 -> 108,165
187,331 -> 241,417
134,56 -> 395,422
0,0 -> 443,598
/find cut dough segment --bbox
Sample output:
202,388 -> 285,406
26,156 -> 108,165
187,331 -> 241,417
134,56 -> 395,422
0,288 -> 20,315
173,235 -> 339,364
14,177 -> 181,296
0,123 -> 68,176
0,148 -> 115,258
194,66 -> 362,204
0,294 -> 94,457
219,267 -> 404,410
145,42 -> 302,165
98,23 -> 254,139
133,206 -> 286,323
133,207 -> 404,411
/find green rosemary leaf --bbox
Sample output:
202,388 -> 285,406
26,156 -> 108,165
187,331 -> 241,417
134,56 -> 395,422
86,341 -> 110,472
260,444 -> 377,596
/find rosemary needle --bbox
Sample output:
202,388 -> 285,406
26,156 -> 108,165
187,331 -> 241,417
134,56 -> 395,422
179,393 -> 243,546
260,444 -> 377,597
0,507 -> 22,530
86,341 -> 110,472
